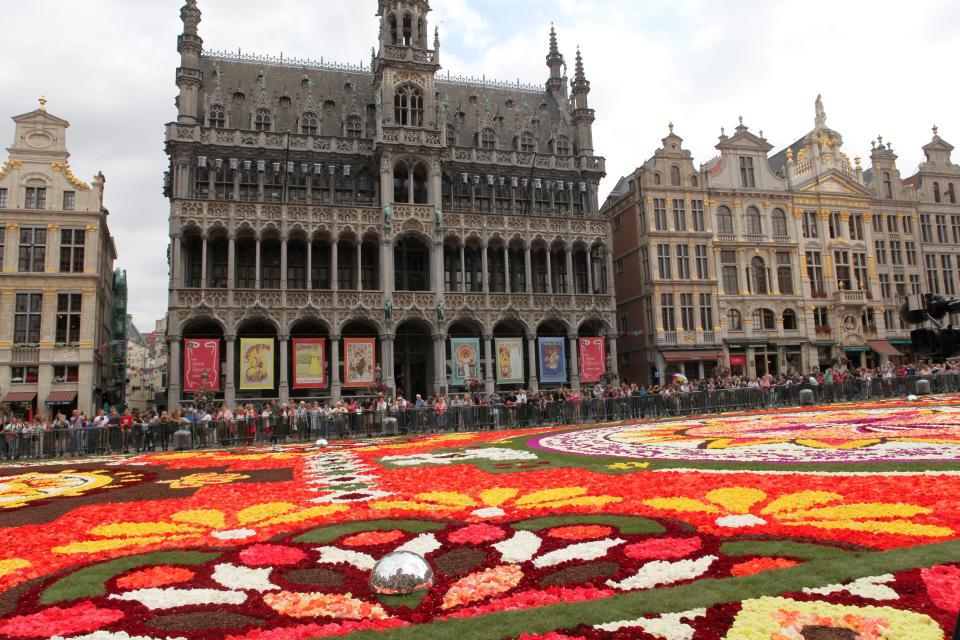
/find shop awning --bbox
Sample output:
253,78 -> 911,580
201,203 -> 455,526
867,340 -> 904,357
46,391 -> 78,405
663,350 -> 724,362
2,392 -> 37,403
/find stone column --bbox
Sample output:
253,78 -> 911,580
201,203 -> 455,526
587,248 -> 595,294
227,234 -> 236,289
459,244 -> 466,292
330,335 -> 341,402
605,246 -> 615,294
355,242 -> 362,290
525,246 -> 533,294
546,249 -> 553,293
483,334 -> 494,395
527,334 -> 539,393
382,236 -> 394,298
433,334 -> 447,396
569,335 -> 581,391
200,235 -> 208,288
224,334 -> 236,407
167,336 -> 182,412
565,247 -> 574,296
607,332 -> 620,386
481,241 -> 490,293
434,240 -> 445,294
331,241 -> 339,292
278,335 -> 289,403
172,233 -> 183,288
46,223 -> 60,273
280,235 -> 288,290
382,334 -> 396,396
254,237 -> 261,289
306,238 -> 313,290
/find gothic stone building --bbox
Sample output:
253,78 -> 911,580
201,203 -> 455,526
165,0 -> 615,408
604,98 -> 957,385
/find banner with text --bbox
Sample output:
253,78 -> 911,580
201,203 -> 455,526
450,338 -> 481,387
183,339 -> 220,393
293,338 -> 327,389
344,338 -> 377,388
239,338 -> 275,390
579,337 -> 607,383
538,337 -> 568,384
495,338 -> 525,384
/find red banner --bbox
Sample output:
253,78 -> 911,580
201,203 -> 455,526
729,355 -> 746,366
183,339 -> 220,393
293,338 -> 327,389
579,337 -> 606,383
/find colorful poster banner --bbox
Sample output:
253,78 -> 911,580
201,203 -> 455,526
183,339 -> 220,393
495,338 -> 525,384
538,337 -> 568,384
293,338 -> 327,389
579,337 -> 607,383
344,338 -> 377,388
240,338 -> 275,390
450,338 -> 481,387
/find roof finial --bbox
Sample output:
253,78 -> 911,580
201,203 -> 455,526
38,96 -> 47,111
668,121 -> 674,133
815,94 -> 826,128
572,46 -> 588,89
738,115 -> 743,125
759,129 -> 764,138
933,124 -> 939,136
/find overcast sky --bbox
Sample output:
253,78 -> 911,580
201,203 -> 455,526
2,0 -> 958,330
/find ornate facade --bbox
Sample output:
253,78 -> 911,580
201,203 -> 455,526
604,98 -> 958,385
0,100 -> 118,416
164,0 -> 615,408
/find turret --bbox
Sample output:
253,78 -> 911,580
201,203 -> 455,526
545,24 -> 565,94
176,0 -> 203,124
571,48 -> 595,156
378,0 -> 432,51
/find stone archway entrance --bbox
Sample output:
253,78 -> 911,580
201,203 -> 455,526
394,320 -> 433,401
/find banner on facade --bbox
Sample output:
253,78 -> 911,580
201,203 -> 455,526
239,338 -> 275,390
343,338 -> 376,388
450,338 -> 481,387
293,338 -> 326,389
579,337 -> 606,383
495,338 -> 525,384
538,337 -> 568,384
183,339 -> 220,393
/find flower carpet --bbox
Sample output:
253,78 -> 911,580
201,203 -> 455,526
2,396 -> 960,639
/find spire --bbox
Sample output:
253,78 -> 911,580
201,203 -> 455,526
180,0 -> 201,36
546,23 -> 564,86
572,47 -> 589,91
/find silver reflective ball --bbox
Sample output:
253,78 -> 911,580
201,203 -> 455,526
907,395 -> 919,402
315,439 -> 329,448
369,551 -> 434,595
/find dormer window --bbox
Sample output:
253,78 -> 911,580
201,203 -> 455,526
739,157 -> 756,188
480,129 -> 496,150
394,85 -> 423,127
934,181 -> 942,203
518,132 -> 535,153
670,165 -> 681,186
346,116 -> 363,138
254,108 -> 272,132
301,111 -> 318,135
208,104 -> 225,128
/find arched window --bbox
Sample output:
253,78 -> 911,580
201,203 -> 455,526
518,132 -> 535,153
346,116 -> 363,138
934,181 -> 942,203
690,174 -> 699,187
751,256 -> 768,294
782,309 -> 798,330
883,172 -> 893,198
670,165 -> 681,186
446,125 -> 457,147
393,161 -> 429,204
727,309 -> 742,331
394,85 -> 423,127
301,111 -> 318,135
555,136 -> 571,156
653,173 -> 662,186
480,129 -> 496,150
717,206 -> 734,234
752,308 -> 775,330
746,206 -> 763,235
772,208 -> 788,237
254,108 -> 272,132
208,104 -> 225,128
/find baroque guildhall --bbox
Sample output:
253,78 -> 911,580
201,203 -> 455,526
164,0 -> 615,408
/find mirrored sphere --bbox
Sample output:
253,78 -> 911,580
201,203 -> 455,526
315,439 -> 329,448
369,551 -> 434,595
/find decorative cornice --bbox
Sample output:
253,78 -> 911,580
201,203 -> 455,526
51,163 -> 91,190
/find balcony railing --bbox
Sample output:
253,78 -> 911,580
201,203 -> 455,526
11,347 -> 39,364
839,290 -> 866,304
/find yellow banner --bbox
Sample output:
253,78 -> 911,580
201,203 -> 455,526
239,338 -> 275,390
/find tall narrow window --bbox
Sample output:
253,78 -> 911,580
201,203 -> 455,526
934,182 -> 942,203
848,213 -> 863,240
771,208 -> 788,237
883,172 -> 893,198
943,255 -> 956,296
657,244 -> 671,279
18,228 -> 46,272
776,252 -> 793,295
920,215 -> 933,242
691,200 -> 705,231
346,116 -> 363,138
782,309 -> 798,330
699,293 -> 713,330
209,104 -> 226,128
62,191 -> 75,210
802,211 -> 819,238
739,157 -> 755,187
745,206 -> 762,235
56,293 -> 82,345
727,309 -> 742,331
834,250 -> 851,290
0,187 -> 7,208
926,255 -> 940,294
394,85 -> 423,127
853,252 -> 869,291
25,185 -> 46,209
828,212 -> 842,239
59,229 -> 85,273
301,111 -> 318,135
695,245 -> 709,279
653,198 -> 668,230
750,256 -> 768,294
14,293 -> 42,344
679,293 -> 695,330
875,241 -> 887,265
676,244 -> 690,279
806,251 -> 824,295
660,293 -> 676,331
721,250 -> 738,294
890,240 -> 902,265
670,165 -> 681,186
716,206 -> 734,234
672,199 -> 686,230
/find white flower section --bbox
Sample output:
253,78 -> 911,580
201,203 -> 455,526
595,608 -> 707,639
315,546 -> 377,570
109,588 -> 247,610
52,633 -> 188,640
381,448 -> 537,467
212,563 -> 279,593
715,514 -> 766,528
493,531 -> 542,564
471,507 -> 506,518
803,574 -> 898,600
211,528 -> 257,540
532,538 -> 625,568
395,533 -> 442,556
606,556 -> 716,591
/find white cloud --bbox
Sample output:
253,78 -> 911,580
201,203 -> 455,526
2,0 -> 958,328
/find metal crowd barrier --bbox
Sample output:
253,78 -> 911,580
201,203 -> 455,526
2,374 -> 959,461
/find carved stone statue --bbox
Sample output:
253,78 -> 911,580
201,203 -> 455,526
385,297 -> 394,324
434,206 -> 443,231
815,94 -> 827,129
383,204 -> 393,232
436,300 -> 445,325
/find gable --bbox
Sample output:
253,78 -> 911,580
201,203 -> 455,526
795,169 -> 870,196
